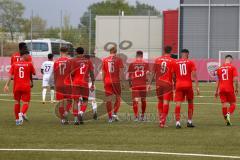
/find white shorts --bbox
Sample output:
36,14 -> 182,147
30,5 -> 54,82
88,82 -> 96,101
42,78 -> 54,87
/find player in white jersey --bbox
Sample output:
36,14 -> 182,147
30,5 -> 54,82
88,80 -> 98,119
41,54 -> 55,103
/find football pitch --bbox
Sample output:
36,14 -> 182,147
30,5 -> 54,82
0,81 -> 240,160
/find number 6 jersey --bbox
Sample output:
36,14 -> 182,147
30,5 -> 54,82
9,60 -> 36,92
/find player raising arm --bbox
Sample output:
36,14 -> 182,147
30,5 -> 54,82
215,55 -> 238,126
128,51 -> 150,121
102,47 -> 124,123
70,47 -> 95,125
173,49 -> 200,129
4,50 -> 36,126
41,54 -> 55,103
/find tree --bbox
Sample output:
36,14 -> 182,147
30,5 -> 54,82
22,15 -> 47,39
0,0 -> 25,41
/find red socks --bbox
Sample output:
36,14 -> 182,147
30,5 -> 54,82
80,104 -> 87,113
59,106 -> 65,119
222,106 -> 228,117
188,104 -> 194,120
229,104 -> 236,115
141,99 -> 146,116
175,105 -> 181,121
113,96 -> 121,114
157,102 -> 163,121
106,101 -> 112,118
133,101 -> 138,118
14,104 -> 20,120
162,104 -> 169,124
21,104 -> 29,114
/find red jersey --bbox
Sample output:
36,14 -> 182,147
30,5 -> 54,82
70,56 -> 94,87
217,63 -> 238,93
9,60 -> 35,92
11,52 -> 32,65
173,58 -> 196,89
153,54 -> 175,85
102,55 -> 124,84
54,56 -> 71,88
128,59 -> 149,88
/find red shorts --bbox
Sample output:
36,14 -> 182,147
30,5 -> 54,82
157,91 -> 173,101
175,87 -> 194,102
56,86 -> 72,101
104,83 -> 121,96
132,86 -> 147,99
72,86 -> 89,99
219,91 -> 236,103
14,90 -> 31,102
156,83 -> 173,101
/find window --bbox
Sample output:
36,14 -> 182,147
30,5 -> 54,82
27,42 -> 49,52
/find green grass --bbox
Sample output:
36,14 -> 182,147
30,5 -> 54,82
0,81 -> 240,160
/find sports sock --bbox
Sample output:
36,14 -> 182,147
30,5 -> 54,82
66,102 -> 72,112
21,104 -> 29,114
80,104 -> 87,113
222,106 -> 228,117
73,108 -> 78,117
175,105 -> 181,121
229,104 -> 236,115
42,88 -> 47,102
188,103 -> 194,121
92,101 -> 97,113
133,101 -> 138,118
106,101 -> 112,118
162,104 -> 169,124
141,99 -> 146,116
14,103 -> 20,120
59,105 -> 65,119
113,96 -> 121,113
50,89 -> 55,101
157,101 -> 163,121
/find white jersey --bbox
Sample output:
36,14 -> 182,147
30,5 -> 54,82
41,61 -> 54,80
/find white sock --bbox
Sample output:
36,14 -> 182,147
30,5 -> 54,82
176,121 -> 181,126
50,89 -> 55,101
42,88 -> 47,102
188,120 -> 192,124
92,101 -> 97,113
79,111 -> 84,116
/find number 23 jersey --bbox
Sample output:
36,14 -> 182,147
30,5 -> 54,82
216,63 -> 238,93
173,59 -> 196,89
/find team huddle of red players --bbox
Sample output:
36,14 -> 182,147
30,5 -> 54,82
3,43 -> 238,128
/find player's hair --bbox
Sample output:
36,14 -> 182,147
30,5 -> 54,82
110,47 -> 117,54
19,42 -> 27,50
20,49 -> 29,56
60,46 -> 68,53
164,46 -> 172,54
225,55 -> 233,59
181,49 -> 189,54
136,50 -> 143,57
84,54 -> 90,59
48,54 -> 54,60
76,47 -> 84,54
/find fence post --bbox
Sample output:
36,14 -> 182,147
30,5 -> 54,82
89,9 -> 92,54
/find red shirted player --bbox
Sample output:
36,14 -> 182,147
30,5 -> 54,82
173,49 -> 199,129
128,51 -> 150,121
215,55 -> 238,126
4,50 -> 35,126
70,47 -> 95,125
151,46 -> 175,128
11,42 -> 32,65
102,47 -> 124,122
53,47 -> 72,125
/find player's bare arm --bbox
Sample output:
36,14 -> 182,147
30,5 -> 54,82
3,75 -> 12,93
90,70 -> 95,92
233,76 -> 238,95
120,67 -> 125,89
215,80 -> 220,98
192,71 -> 200,95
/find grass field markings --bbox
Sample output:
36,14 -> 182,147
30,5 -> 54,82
0,149 -> 239,159
0,98 -> 236,105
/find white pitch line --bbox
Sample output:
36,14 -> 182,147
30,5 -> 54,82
0,149 -> 239,159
